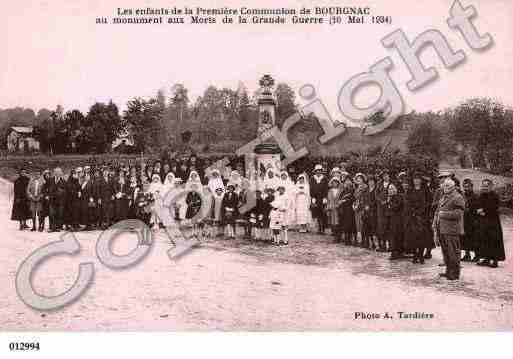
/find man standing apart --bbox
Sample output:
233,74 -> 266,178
433,178 -> 465,281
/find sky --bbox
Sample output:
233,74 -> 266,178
1,0 -> 512,123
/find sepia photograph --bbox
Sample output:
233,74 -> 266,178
1,0 -> 513,356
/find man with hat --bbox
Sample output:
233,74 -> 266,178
65,167 -> 82,231
48,167 -> 67,232
96,167 -> 115,229
91,167 -> 103,228
41,169 -> 51,226
433,178 -> 465,280
427,170 -> 453,260
310,164 -> 329,234
26,168 -> 46,231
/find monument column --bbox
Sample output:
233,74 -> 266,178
253,75 -> 282,189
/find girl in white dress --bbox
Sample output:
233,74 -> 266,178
295,173 -> 312,233
228,170 -> 243,194
148,174 -> 164,231
269,185 -> 290,245
207,169 -> 225,194
212,187 -> 225,237
279,170 -> 296,230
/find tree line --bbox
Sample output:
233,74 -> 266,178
405,98 -> 513,174
1,85 -> 512,174
0,81 -> 298,155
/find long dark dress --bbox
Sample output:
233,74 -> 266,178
221,191 -> 239,226
477,191 -> 505,261
41,176 -> 52,219
80,180 -> 96,226
462,190 -> 479,252
49,177 -> 67,230
376,182 -> 391,238
65,177 -> 81,227
424,185 -> 435,249
114,182 -> 130,221
96,177 -> 115,226
364,187 -> 378,237
11,175 -> 31,221
185,191 -> 202,219
384,194 -> 403,251
310,176 -> 329,220
258,195 -> 274,228
337,189 -> 355,234
403,188 -> 432,251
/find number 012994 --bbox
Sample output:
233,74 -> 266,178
9,342 -> 40,351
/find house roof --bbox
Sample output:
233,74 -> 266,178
11,126 -> 34,134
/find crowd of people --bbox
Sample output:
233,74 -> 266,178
10,154 -> 506,281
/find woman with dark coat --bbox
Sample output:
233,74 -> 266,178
461,178 -> 480,262
476,179 -> 505,268
221,184 -> 239,239
376,170 -> 392,251
403,175 -> 432,264
364,176 -> 378,250
385,183 -> 403,259
65,168 -> 82,231
423,176 -> 435,259
185,187 -> 202,220
337,177 -> 355,245
114,172 -> 130,222
80,173 -> 96,231
11,168 -> 31,230
353,173 -> 369,247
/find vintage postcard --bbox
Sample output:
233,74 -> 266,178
1,0 -> 512,353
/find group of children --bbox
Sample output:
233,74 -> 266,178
10,155 -> 506,269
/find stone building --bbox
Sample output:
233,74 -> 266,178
6,126 -> 40,153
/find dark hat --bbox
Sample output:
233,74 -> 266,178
412,171 -> 423,179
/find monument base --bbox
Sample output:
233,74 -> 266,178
254,143 -> 282,186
